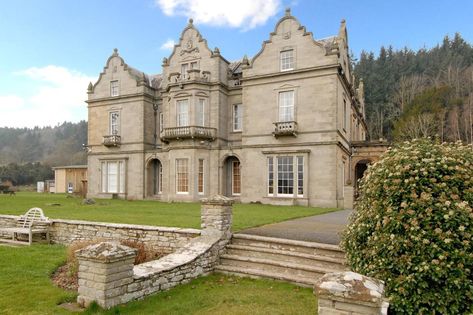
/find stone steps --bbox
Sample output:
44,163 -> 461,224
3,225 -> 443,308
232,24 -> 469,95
231,233 -> 345,259
215,233 -> 348,286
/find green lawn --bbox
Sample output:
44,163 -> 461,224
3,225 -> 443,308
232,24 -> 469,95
0,244 -> 316,315
0,192 -> 337,231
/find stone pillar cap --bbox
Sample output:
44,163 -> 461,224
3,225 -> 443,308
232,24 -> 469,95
315,271 -> 386,304
201,195 -> 233,206
76,241 -> 137,263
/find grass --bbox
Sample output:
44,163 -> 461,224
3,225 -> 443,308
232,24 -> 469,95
0,192 -> 337,231
0,244 -> 76,315
0,244 -> 317,315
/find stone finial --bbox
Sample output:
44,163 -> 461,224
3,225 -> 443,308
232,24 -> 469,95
188,18 -> 194,25
87,82 -> 93,93
213,47 -> 220,55
112,48 -> 119,56
285,7 -> 291,16
341,18 -> 346,25
242,55 -> 249,65
162,57 -> 169,66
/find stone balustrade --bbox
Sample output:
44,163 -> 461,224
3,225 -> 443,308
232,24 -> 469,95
160,126 -> 216,142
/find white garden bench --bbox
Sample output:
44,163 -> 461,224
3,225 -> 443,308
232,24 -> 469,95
0,208 -> 51,245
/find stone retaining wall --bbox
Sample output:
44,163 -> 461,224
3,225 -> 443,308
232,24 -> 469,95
76,195 -> 233,309
0,215 -> 200,254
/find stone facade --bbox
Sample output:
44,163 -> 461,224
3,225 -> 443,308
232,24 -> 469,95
76,195 -> 233,309
86,9 -> 373,208
314,271 -> 389,315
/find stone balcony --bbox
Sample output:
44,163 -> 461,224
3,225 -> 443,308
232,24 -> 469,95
160,126 -> 217,142
103,135 -> 121,147
273,121 -> 298,137
168,69 -> 210,85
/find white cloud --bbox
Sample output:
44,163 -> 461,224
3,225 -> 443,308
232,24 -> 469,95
0,66 -> 95,128
156,0 -> 281,30
160,39 -> 176,50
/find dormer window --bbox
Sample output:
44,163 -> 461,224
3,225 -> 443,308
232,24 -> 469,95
110,80 -> 119,97
280,50 -> 294,71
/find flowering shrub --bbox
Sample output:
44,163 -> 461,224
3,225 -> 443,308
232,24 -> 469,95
342,139 -> 473,314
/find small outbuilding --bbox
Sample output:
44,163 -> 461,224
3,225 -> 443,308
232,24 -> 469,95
53,165 -> 88,195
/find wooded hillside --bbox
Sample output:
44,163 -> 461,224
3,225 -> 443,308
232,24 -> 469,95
0,121 -> 87,166
353,33 -> 473,141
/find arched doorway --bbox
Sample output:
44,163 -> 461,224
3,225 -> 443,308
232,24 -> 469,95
222,156 -> 241,197
354,159 -> 372,198
147,158 -> 162,197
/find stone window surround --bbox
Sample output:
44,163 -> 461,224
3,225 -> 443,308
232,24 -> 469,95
109,110 -> 121,136
278,90 -> 295,122
274,84 -> 299,124
197,158 -> 204,195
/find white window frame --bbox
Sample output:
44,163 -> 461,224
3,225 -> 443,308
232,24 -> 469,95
233,104 -> 242,132
101,160 -> 126,194
267,155 -> 304,198
110,80 -> 119,97
176,158 -> 189,194
280,50 -> 294,71
278,91 -> 294,122
109,111 -> 120,135
176,99 -> 189,127
196,99 -> 205,126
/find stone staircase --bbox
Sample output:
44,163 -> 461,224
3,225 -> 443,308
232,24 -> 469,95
215,233 -> 347,287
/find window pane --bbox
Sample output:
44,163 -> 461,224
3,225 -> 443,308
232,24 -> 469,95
101,162 -> 107,193
232,161 -> 241,195
297,156 -> 303,196
119,161 -> 125,193
268,157 -> 274,195
176,159 -> 188,193
280,50 -> 294,71
110,111 -> 120,135
107,162 -> 118,193
279,91 -> 294,122
181,63 -> 188,77
110,80 -> 119,96
277,156 -> 293,195
177,100 -> 189,126
233,104 -> 242,131
198,159 -> 204,194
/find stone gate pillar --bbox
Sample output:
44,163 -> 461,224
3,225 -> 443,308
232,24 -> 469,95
201,195 -> 233,237
76,242 -> 137,309
314,271 -> 389,315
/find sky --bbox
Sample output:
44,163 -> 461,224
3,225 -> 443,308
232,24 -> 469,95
0,0 -> 472,128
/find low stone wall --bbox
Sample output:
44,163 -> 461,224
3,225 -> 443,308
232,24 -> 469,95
0,215 -> 200,254
76,195 -> 233,309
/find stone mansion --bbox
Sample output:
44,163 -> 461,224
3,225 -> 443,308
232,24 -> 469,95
86,9 -> 383,208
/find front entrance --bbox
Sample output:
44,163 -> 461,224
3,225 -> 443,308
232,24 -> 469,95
354,159 -> 371,198
223,156 -> 241,197
147,159 -> 162,197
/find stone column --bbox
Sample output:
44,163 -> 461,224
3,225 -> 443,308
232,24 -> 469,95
314,271 -> 389,315
76,242 -> 137,309
201,195 -> 233,236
